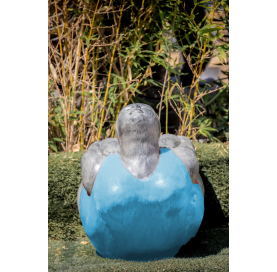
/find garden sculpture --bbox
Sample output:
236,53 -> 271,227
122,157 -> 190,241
77,103 -> 204,261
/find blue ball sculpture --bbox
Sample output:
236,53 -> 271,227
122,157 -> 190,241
77,103 -> 204,262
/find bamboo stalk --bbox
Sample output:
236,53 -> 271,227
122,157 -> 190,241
158,0 -> 178,134
63,1 -> 72,151
63,1 -> 70,97
180,53 -> 201,135
137,0 -> 145,27
91,49 -> 99,138
53,0 -> 70,150
54,0 -> 66,90
72,15 -> 85,110
111,101 -> 121,137
67,15 -> 74,88
79,47 -> 88,150
80,0 -> 101,150
69,13 -> 85,150
187,2 -> 216,138
97,0 -> 125,141
179,31 -> 204,134
165,76 -> 170,134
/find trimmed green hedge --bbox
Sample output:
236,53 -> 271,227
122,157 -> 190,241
48,151 -> 85,240
48,143 -> 229,240
195,142 -> 229,227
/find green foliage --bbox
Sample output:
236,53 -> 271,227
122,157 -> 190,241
48,143 -> 229,241
197,80 -> 229,141
48,0 -> 229,151
197,2 -> 229,142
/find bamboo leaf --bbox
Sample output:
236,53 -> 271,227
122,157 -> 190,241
146,78 -> 163,87
53,138 -> 63,142
48,80 -> 53,90
48,142 -> 58,153
70,111 -> 84,115
199,24 -> 217,31
217,47 -> 227,61
113,76 -> 118,86
198,23 -> 224,35
221,1 -> 229,11
86,39 -> 90,47
48,117 -> 58,128
110,96 -> 116,104
199,27 -> 224,35
159,9 -> 165,26
127,64 -> 132,82
101,128 -> 107,137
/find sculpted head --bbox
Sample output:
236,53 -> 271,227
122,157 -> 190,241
115,103 -> 161,148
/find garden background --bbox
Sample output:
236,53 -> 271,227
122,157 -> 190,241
48,0 -> 229,153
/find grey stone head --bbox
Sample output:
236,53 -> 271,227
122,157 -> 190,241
115,103 -> 161,148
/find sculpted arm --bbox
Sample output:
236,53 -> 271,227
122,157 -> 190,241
77,138 -> 120,213
159,134 -> 204,196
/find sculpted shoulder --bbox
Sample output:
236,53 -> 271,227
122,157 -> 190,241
77,138 -> 120,213
159,134 -> 204,196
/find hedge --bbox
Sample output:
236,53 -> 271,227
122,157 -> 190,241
195,142 -> 229,226
48,142 -> 229,241
48,228 -> 229,272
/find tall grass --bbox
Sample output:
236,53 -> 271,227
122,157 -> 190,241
48,0 -> 229,152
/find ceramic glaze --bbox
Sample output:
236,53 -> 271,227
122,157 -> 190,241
79,148 -> 204,261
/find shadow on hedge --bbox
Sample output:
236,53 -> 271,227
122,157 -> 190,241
175,169 -> 229,259
175,226 -> 228,258
200,168 -> 228,229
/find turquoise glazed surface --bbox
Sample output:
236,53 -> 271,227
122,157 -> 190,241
79,148 -> 204,261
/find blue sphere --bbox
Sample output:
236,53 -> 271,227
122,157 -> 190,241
79,148 -> 204,261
